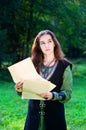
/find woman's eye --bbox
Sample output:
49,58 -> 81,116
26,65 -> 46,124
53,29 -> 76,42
40,42 -> 45,45
48,40 -> 52,43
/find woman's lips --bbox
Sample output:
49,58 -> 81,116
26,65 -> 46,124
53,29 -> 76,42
45,49 -> 50,51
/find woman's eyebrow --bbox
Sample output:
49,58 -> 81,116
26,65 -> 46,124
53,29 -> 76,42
48,38 -> 52,41
40,38 -> 52,43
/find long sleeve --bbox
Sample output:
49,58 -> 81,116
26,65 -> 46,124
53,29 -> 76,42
60,65 -> 73,103
52,65 -> 73,103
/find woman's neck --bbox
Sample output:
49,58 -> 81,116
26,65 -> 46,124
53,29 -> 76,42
43,55 -> 56,66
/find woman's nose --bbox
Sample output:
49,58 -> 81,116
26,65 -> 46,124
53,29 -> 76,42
45,43 -> 49,48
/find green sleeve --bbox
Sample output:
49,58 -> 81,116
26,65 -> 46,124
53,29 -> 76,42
60,65 -> 73,103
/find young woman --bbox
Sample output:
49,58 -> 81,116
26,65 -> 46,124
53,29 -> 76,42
15,30 -> 73,130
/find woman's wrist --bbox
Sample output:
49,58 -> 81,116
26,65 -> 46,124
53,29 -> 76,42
51,92 -> 63,101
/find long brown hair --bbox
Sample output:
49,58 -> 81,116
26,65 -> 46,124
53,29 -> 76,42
31,30 -> 65,73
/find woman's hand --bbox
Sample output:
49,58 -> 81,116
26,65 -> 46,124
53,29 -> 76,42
40,92 -> 53,100
15,81 -> 23,92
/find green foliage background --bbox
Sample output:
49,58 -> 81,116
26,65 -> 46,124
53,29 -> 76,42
0,0 -> 86,66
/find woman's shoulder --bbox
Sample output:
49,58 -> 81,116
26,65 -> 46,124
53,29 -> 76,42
59,58 -> 72,70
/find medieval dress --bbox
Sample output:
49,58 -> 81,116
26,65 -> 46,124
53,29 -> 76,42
24,59 -> 73,130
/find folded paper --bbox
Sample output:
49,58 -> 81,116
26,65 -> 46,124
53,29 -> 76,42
8,57 -> 40,83
8,57 -> 56,100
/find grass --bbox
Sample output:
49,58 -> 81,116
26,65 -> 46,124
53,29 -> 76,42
0,81 -> 28,130
0,58 -> 86,130
65,77 -> 86,130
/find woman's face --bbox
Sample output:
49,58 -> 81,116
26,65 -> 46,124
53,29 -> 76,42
39,34 -> 55,56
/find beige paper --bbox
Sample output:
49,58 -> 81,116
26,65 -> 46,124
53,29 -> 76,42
22,79 -> 56,100
8,57 -> 56,100
8,57 -> 41,83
